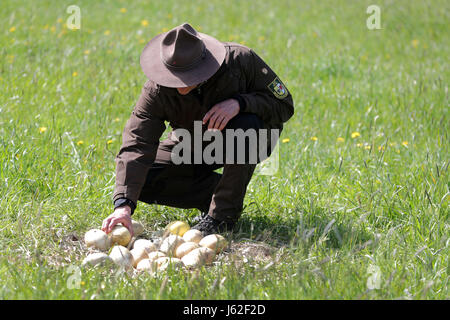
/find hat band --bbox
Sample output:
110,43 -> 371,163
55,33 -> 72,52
161,46 -> 207,71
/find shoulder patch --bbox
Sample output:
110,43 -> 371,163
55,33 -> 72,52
267,77 -> 288,99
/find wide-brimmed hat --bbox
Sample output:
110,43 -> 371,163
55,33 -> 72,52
140,23 -> 226,88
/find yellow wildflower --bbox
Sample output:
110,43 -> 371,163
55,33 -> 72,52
411,39 -> 419,48
43,24 -> 49,30
337,137 -> 345,143
72,71 -> 78,77
167,13 -> 173,19
311,136 -> 318,141
81,281 -> 85,286
104,30 -> 111,36
402,141 -> 409,147
50,26 -> 56,33
141,19 -> 149,27
351,132 -> 361,139
162,27 -> 168,32
113,118 -> 120,122
356,143 -> 363,147
9,26 -> 16,32
77,140 -> 84,146
258,36 -> 265,42
389,142 -> 397,147
282,138 -> 290,143
364,145 -> 371,150
84,50 -> 90,55
39,127 -> 47,133
57,18 -> 63,24
139,38 -> 146,44
120,8 -> 127,13
378,145 -> 385,151
107,139 -> 114,145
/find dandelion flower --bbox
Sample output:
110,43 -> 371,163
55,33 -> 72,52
9,26 -> 16,32
282,138 -> 290,143
337,137 -> 345,143
311,136 -> 318,141
77,140 -> 84,146
120,8 -> 127,13
402,141 -> 409,147
104,30 -> 111,36
351,132 -> 361,139
113,118 -> 120,122
57,18 -> 63,24
107,139 -> 114,145
356,143 -> 363,147
364,145 -> 371,150
378,146 -> 385,151
72,71 -> 78,77
84,50 -> 90,55
141,19 -> 149,27
39,127 -> 47,133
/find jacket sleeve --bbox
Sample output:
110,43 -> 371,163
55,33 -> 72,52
239,49 -> 294,125
113,83 -> 166,206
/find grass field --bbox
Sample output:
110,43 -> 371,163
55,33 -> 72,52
0,0 -> 448,299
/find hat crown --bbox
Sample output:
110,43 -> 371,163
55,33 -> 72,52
161,23 -> 206,70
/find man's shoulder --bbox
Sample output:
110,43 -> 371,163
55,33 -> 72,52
223,42 -> 253,61
143,79 -> 160,95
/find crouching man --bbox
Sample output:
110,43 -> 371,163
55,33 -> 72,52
102,23 -> 294,237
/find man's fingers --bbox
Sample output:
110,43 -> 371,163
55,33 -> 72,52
107,218 -> 120,233
213,114 -> 226,130
202,108 -> 215,124
208,111 -> 225,129
102,217 -> 111,232
218,115 -> 230,131
203,105 -> 221,124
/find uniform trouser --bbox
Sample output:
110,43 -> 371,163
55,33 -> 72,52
138,113 -> 265,223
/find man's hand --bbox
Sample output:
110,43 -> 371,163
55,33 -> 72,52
203,98 -> 240,130
101,205 -> 134,237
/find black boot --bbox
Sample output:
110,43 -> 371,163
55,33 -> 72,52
191,215 -> 235,236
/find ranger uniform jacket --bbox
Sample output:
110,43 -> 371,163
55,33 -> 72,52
113,42 -> 294,207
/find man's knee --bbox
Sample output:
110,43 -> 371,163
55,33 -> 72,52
225,113 -> 264,131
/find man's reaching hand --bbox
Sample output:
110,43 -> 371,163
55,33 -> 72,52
101,205 -> 134,237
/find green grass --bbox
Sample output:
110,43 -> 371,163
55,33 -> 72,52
0,0 -> 448,299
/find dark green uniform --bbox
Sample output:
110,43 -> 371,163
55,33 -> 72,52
113,42 -> 294,222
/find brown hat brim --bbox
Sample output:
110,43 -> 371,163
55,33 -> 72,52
140,32 -> 226,88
